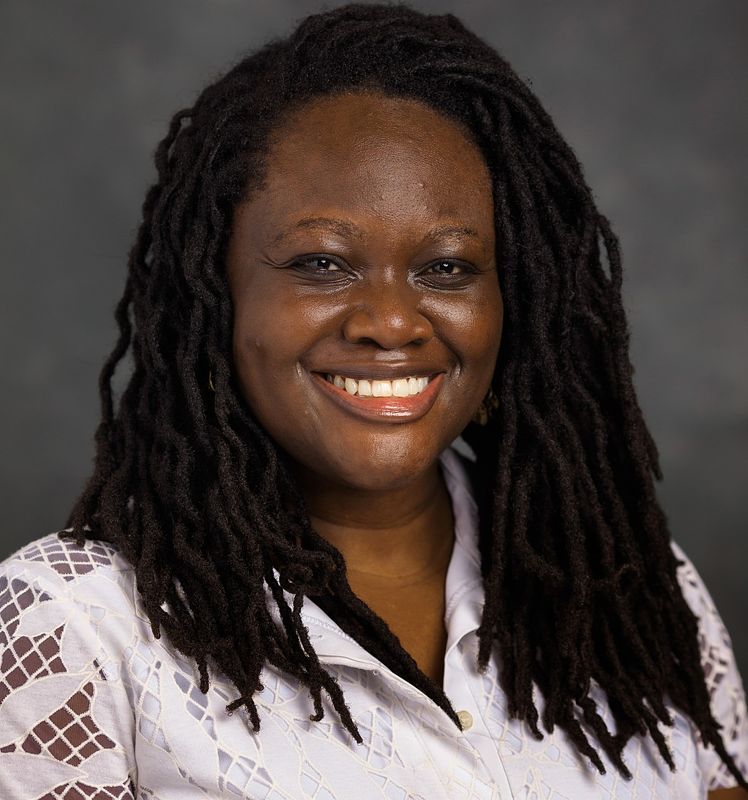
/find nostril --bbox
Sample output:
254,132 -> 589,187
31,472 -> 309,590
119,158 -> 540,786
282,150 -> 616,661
341,305 -> 434,349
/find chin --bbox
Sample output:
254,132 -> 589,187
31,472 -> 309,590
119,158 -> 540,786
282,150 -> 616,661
291,437 -> 430,492
324,437 -> 445,491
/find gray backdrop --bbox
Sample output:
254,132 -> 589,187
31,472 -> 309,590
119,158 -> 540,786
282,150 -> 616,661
1,0 -> 746,678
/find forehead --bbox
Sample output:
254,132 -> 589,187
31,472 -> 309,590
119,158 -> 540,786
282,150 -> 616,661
250,91 -> 494,233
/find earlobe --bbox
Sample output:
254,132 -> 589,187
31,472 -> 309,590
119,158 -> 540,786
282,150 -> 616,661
471,387 -> 499,426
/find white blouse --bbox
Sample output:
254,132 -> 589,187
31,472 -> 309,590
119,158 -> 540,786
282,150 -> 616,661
1,447 -> 746,799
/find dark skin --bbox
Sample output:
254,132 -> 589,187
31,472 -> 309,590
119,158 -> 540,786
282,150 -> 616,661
225,92 -> 748,796
226,90 -> 502,684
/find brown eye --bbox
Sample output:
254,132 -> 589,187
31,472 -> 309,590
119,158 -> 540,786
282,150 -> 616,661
416,258 -> 478,290
431,260 -> 464,275
294,256 -> 342,272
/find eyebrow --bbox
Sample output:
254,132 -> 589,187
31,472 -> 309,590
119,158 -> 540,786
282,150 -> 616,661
269,216 -> 482,247
422,224 -> 482,242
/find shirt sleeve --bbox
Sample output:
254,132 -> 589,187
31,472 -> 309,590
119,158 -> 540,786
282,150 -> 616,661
0,539 -> 137,800
672,540 -> 748,791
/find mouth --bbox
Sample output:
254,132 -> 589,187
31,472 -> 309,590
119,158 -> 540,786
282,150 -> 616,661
310,370 -> 445,423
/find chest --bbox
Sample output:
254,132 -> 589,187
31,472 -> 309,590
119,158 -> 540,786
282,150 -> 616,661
132,636 -> 708,800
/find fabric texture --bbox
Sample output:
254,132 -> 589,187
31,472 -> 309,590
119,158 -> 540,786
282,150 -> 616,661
1,446 -> 746,799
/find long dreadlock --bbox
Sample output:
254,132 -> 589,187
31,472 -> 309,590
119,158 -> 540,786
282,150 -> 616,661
64,2 -> 746,786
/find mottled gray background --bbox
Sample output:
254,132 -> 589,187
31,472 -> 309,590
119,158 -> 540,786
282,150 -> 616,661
1,0 -> 746,678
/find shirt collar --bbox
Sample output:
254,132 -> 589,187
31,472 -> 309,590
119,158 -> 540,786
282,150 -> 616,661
439,445 -> 484,658
279,445 -> 485,668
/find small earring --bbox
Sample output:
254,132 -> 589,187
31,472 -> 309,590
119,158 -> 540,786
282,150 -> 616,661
208,370 -> 215,392
472,388 -> 498,426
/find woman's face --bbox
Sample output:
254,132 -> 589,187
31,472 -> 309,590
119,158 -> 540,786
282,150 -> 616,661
226,90 -> 503,492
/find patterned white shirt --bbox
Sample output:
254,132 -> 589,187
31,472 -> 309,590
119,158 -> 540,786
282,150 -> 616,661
1,447 -> 746,799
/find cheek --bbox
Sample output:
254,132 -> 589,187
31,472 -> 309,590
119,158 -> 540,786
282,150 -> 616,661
231,278 -> 299,362
433,281 -> 503,371
231,324 -> 274,424
228,288 -> 339,418
450,284 -> 504,418
229,290 -> 298,414
482,289 -> 504,366
232,312 -> 275,374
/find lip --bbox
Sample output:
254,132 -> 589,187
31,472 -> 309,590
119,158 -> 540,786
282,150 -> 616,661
310,370 -> 446,423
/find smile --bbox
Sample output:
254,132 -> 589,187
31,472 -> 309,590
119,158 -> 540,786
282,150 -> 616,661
324,373 -> 430,397
311,371 -> 445,422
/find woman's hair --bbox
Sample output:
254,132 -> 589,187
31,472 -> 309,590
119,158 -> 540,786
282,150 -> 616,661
65,2 -> 745,786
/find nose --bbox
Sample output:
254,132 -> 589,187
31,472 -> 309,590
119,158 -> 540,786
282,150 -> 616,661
341,278 -> 434,349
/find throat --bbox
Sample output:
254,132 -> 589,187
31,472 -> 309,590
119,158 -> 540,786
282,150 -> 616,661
302,460 -> 456,686
306,464 -> 455,580
348,558 -> 451,687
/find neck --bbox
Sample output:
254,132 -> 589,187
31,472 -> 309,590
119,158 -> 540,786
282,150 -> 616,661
294,460 -> 454,581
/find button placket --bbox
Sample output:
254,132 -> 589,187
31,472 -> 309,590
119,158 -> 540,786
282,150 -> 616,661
443,636 -> 516,799
443,638 -> 481,734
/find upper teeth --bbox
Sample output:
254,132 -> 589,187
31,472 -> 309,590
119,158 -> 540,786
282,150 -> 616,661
325,374 -> 430,397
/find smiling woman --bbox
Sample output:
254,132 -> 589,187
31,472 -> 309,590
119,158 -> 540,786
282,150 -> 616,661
226,91 -> 502,495
0,3 -> 746,799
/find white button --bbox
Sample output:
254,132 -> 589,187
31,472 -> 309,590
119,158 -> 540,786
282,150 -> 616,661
457,709 -> 473,731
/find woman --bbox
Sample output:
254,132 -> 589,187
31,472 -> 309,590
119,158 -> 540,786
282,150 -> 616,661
1,4 -> 745,798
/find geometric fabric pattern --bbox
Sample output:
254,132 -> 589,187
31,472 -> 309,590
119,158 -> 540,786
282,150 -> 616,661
1,448 -> 746,798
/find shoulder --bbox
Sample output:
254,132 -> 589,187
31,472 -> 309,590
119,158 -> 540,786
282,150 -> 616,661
2,529 -> 130,579
670,540 -> 748,790
0,530 -> 141,655
671,539 -> 739,680
1,529 -> 134,595
0,532 -> 140,796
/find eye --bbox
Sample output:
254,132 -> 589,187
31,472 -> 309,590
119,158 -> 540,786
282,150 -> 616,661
418,259 -> 477,288
429,260 -> 465,275
291,256 -> 343,273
